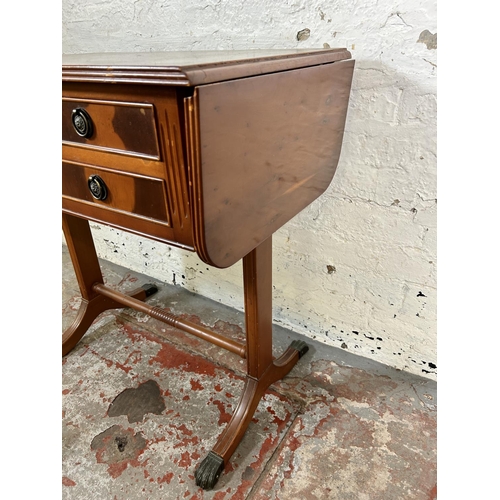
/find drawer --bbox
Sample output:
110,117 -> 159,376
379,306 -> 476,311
62,161 -> 170,225
62,98 -> 160,160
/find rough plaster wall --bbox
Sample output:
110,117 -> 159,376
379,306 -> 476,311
62,0 -> 437,380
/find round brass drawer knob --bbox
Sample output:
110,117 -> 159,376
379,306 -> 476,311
72,108 -> 93,138
88,175 -> 108,201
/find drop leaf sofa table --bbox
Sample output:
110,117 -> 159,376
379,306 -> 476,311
62,49 -> 354,490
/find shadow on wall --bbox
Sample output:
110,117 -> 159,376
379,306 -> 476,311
338,57 -> 437,210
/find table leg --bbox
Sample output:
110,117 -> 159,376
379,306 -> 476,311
62,213 -> 157,356
194,237 -> 309,490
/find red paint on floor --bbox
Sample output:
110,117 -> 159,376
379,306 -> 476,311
62,254 -> 436,499
62,477 -> 76,487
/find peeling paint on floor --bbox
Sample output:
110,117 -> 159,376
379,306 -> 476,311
62,248 -> 436,499
107,380 -> 166,423
63,320 -> 299,499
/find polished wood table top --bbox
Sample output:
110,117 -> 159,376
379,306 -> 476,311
62,49 -> 355,490
63,49 -> 354,267
62,48 -> 351,85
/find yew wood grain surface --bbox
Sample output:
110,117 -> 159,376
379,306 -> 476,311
62,98 -> 160,159
62,49 -> 352,86
62,161 -> 171,224
187,58 -> 355,268
62,82 -> 193,250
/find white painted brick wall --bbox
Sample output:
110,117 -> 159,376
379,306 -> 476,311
63,0 -> 437,379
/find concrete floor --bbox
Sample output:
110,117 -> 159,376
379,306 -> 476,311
62,245 -> 437,499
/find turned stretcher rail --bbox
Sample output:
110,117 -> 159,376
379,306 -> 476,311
92,283 -> 247,358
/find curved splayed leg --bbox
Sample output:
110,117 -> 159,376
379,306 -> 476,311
62,284 -> 157,356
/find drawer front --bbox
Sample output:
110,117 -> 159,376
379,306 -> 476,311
62,161 -> 170,225
62,98 -> 160,160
